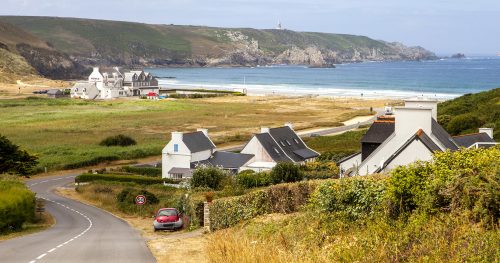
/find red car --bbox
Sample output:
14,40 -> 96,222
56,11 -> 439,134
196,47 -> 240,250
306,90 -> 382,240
153,208 -> 183,231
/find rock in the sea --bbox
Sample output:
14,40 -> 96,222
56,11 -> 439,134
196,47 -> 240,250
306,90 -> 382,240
451,53 -> 466,59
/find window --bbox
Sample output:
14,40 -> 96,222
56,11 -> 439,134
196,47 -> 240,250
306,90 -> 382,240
294,138 -> 299,144
273,147 -> 280,154
286,140 -> 291,146
174,144 -> 179,152
280,141 -> 286,147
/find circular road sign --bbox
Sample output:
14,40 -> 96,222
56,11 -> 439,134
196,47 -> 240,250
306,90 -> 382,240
135,195 -> 147,205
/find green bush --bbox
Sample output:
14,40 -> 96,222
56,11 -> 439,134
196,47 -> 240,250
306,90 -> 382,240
446,114 -> 483,135
191,167 -> 227,190
117,188 -> 159,205
0,134 -> 38,175
386,146 -> 500,225
308,175 -> 387,220
270,162 -> 303,184
210,180 -> 318,231
0,177 -> 36,232
236,170 -> 272,188
75,173 -> 176,185
99,134 -> 137,147
122,166 -> 161,177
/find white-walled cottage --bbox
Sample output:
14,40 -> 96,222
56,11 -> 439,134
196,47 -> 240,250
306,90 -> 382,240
339,99 -> 497,177
240,123 -> 320,172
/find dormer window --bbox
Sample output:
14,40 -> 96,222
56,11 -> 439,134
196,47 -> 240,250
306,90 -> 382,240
174,144 -> 179,152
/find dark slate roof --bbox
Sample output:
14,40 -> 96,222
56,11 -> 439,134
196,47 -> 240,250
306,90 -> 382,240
376,129 -> 442,173
268,126 -> 319,162
293,148 -> 320,159
361,122 -> 395,144
255,133 -> 293,162
182,131 -> 215,152
453,133 -> 495,148
206,151 -> 254,169
431,119 -> 459,151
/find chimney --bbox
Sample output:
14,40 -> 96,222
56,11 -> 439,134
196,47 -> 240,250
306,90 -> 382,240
171,131 -> 183,141
260,127 -> 270,133
284,122 -> 294,129
197,128 -> 209,137
395,107 -> 433,137
479,128 -> 493,139
93,67 -> 99,72
404,99 -> 438,120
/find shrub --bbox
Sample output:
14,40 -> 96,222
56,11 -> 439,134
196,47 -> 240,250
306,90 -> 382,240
446,114 -> 483,135
270,162 -> 303,184
0,134 -> 38,175
386,146 -> 500,225
0,177 -> 36,232
301,161 -> 339,179
122,166 -> 161,177
308,175 -> 387,220
191,167 -> 227,190
209,180 -> 318,231
75,173 -> 176,185
116,188 -> 159,205
99,134 -> 137,147
236,170 -> 272,188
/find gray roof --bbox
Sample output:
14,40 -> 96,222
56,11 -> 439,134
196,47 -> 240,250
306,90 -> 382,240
255,133 -> 293,162
168,167 -> 193,177
207,151 -> 254,169
47,89 -> 63,95
182,131 -> 215,152
431,119 -> 459,151
268,126 -> 319,162
453,133 -> 495,148
361,122 -> 395,143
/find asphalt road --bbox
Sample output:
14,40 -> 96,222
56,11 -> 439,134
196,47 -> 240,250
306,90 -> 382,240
0,175 -> 156,263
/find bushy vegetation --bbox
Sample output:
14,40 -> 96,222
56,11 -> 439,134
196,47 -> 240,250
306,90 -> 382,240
235,170 -> 272,188
301,160 -> 339,180
191,167 -> 227,190
75,173 -> 176,185
0,176 -> 36,232
438,88 -> 499,139
207,147 -> 500,261
122,166 -> 161,177
99,134 -> 137,147
0,134 -> 38,176
210,180 -> 318,230
270,162 -> 303,184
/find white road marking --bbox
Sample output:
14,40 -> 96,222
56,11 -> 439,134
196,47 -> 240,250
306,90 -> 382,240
28,196 -> 92,263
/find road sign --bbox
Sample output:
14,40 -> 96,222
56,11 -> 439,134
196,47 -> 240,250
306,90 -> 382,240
135,195 -> 147,205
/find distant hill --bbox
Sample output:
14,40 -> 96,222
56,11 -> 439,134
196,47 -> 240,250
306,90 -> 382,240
438,88 -> 500,140
0,20 -> 88,81
0,16 -> 437,77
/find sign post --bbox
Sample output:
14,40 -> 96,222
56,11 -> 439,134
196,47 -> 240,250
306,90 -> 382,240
135,195 -> 146,217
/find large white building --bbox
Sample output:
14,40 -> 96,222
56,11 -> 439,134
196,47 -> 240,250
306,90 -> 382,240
71,67 -> 158,100
339,99 -> 497,177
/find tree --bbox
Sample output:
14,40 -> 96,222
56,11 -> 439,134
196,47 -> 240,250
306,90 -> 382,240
0,134 -> 38,176
191,166 -> 226,190
270,162 -> 303,184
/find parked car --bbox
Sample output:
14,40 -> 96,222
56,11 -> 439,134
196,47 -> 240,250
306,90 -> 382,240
153,208 -> 183,231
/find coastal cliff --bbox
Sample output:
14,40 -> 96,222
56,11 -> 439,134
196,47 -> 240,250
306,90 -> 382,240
1,16 -> 437,79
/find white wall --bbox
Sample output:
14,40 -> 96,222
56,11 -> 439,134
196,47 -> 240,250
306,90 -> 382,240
162,137 -> 191,179
339,153 -> 361,176
191,149 -> 213,162
383,139 -> 434,172
404,100 -> 438,120
241,137 -> 274,163
89,67 -> 104,91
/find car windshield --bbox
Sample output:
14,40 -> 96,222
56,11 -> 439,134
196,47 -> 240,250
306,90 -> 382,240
158,209 -> 177,216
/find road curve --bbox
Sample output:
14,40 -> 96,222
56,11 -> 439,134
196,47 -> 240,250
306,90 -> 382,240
0,175 -> 156,263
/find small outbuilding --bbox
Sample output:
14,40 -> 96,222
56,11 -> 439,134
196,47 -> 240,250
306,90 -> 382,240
47,89 -> 64,98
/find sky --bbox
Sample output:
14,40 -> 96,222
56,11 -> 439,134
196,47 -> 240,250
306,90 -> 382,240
1,0 -> 499,55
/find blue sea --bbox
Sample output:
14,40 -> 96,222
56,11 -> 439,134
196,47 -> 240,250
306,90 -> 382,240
147,56 -> 500,99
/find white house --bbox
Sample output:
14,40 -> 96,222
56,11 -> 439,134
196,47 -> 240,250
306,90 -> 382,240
71,82 -> 100,99
71,67 -> 158,100
339,99 -> 497,177
162,129 -> 254,179
240,123 -> 320,172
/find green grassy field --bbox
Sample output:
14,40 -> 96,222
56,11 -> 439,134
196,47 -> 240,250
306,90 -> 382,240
0,96 -> 375,172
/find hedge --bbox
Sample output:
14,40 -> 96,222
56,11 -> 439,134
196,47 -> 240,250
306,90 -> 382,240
209,180 -> 319,231
0,179 -> 36,232
122,166 -> 162,177
75,173 -> 177,185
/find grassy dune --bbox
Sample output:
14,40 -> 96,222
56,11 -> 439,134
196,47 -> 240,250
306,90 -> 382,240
0,96 -> 383,172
